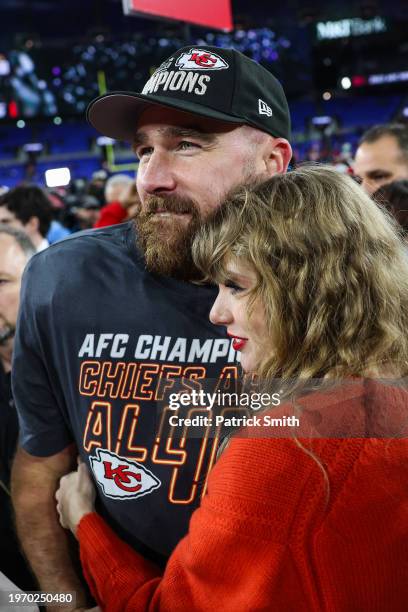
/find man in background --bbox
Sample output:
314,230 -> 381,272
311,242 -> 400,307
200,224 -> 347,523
71,195 -> 101,231
354,123 -> 408,195
372,179 -> 408,240
0,226 -> 36,591
0,185 -> 53,251
94,174 -> 136,228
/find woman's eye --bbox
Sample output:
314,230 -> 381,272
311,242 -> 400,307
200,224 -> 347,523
225,281 -> 244,295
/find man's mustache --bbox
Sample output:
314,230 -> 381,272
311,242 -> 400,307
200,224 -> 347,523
143,195 -> 198,216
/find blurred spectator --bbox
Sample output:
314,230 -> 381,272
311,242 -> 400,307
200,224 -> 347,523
0,227 -> 37,592
45,190 -> 72,244
94,174 -> 135,228
61,193 -> 101,232
0,185 -> 53,251
47,219 -> 71,244
372,180 -> 408,240
87,170 -> 108,206
332,142 -> 354,175
105,174 -> 133,203
71,195 -> 101,230
354,123 -> 408,195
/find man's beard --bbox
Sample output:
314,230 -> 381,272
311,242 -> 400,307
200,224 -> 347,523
134,195 -> 210,281
133,159 -> 261,280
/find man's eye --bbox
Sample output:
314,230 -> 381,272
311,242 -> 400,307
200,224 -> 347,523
224,280 -> 244,295
178,141 -> 200,151
371,173 -> 390,181
136,147 -> 153,160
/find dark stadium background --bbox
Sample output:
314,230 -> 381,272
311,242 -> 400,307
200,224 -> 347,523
0,0 -> 407,186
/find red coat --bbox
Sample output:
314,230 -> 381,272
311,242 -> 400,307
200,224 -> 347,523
78,380 -> 408,611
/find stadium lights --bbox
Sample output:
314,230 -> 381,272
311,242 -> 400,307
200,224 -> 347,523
96,136 -> 116,146
45,167 -> 71,187
311,116 -> 333,126
368,71 -> 408,85
23,143 -> 43,153
340,77 -> 352,90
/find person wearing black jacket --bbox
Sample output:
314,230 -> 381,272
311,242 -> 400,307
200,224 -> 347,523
0,226 -> 36,590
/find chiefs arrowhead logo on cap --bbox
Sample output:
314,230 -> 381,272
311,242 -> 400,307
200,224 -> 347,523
90,448 -> 161,500
175,48 -> 229,71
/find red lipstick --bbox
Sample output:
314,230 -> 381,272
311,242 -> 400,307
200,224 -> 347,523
232,338 -> 247,351
227,333 -> 248,352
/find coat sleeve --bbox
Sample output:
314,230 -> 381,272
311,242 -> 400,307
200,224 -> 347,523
78,437 -> 321,611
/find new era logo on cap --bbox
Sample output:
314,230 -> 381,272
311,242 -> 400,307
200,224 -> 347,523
175,48 -> 229,70
258,99 -> 273,117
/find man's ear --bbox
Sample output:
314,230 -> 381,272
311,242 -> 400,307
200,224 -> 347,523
264,138 -> 293,176
25,216 -> 40,235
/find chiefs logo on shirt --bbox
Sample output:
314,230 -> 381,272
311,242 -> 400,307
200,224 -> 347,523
89,448 -> 161,500
176,48 -> 229,71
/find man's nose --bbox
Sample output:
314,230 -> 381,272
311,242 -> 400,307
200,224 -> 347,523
209,291 -> 232,326
137,152 -> 177,195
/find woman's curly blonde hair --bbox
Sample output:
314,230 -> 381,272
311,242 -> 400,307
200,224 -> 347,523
193,165 -> 408,382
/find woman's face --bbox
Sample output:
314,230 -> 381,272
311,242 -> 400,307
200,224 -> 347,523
209,259 -> 267,373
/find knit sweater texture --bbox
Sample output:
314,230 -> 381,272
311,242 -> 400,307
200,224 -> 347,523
78,379 -> 408,611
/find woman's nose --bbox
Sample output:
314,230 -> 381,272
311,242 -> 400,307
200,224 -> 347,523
209,290 -> 232,326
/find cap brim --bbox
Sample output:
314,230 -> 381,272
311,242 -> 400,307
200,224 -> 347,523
87,92 -> 244,142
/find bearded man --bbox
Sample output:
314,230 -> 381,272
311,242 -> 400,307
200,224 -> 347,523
11,46 -> 292,611
0,227 -> 36,593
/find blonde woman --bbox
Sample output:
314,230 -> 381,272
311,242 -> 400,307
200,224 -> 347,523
56,166 -> 408,611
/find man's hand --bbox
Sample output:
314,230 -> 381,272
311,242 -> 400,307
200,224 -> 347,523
56,461 -> 96,537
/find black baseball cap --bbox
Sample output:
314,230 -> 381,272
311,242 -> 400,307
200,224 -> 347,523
87,46 -> 291,142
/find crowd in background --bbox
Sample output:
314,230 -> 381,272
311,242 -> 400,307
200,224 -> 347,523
0,172 -> 138,248
0,122 -> 407,247
0,0 -> 407,603
0,117 -> 407,608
